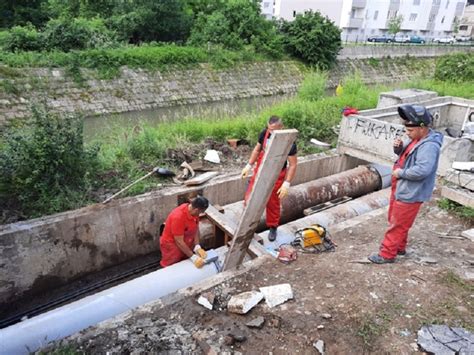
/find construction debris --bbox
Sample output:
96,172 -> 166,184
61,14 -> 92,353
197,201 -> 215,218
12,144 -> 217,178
197,292 -> 215,310
204,150 -> 220,164
313,339 -> 325,355
184,171 -> 219,186
259,283 -> 293,308
417,325 -> 474,354
246,316 -> 265,329
461,229 -> 474,242
227,291 -> 263,314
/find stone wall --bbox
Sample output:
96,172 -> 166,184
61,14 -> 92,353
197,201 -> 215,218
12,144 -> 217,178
0,61 -> 304,123
0,48 -> 471,124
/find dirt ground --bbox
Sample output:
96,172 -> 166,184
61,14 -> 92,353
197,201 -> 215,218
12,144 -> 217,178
43,192 -> 473,354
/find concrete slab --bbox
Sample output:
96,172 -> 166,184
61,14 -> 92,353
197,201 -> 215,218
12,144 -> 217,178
441,186 -> 474,208
227,291 -> 264,314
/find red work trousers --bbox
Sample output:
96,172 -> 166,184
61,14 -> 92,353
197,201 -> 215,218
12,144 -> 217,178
379,194 -> 422,259
245,167 -> 287,228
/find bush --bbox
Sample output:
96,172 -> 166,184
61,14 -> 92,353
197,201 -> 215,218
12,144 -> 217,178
0,106 -> 98,218
42,17 -> 117,52
298,71 -> 328,101
435,53 -> 474,82
280,10 -> 341,69
2,24 -> 42,52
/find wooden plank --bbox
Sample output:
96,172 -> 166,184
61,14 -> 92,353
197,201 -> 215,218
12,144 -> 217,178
184,171 -> 219,186
223,129 -> 298,271
205,204 -> 236,236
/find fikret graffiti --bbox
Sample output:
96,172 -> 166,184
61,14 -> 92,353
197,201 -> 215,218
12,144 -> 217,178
348,117 -> 404,140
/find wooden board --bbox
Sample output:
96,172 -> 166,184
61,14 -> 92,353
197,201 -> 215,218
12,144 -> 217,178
223,129 -> 298,271
441,185 -> 474,208
184,171 -> 219,186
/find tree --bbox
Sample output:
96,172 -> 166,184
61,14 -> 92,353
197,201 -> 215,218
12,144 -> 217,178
187,0 -> 282,55
279,11 -> 341,69
0,0 -> 49,29
107,0 -> 192,43
452,16 -> 460,35
387,14 -> 404,36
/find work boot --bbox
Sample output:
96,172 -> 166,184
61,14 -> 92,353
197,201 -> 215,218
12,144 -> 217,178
368,254 -> 395,264
397,250 -> 407,256
268,227 -> 277,242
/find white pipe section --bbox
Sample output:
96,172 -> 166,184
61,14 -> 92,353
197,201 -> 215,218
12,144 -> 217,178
258,188 -> 390,249
0,248 -> 225,355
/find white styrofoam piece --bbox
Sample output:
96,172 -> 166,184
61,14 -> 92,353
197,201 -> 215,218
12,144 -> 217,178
259,283 -> 293,308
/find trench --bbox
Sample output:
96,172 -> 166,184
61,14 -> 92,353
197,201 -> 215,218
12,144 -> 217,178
0,157 -> 394,354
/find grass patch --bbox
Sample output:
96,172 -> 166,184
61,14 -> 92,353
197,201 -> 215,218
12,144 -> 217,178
437,198 -> 474,220
0,44 -> 276,79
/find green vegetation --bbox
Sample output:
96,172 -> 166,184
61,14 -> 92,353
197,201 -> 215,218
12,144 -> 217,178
0,106 -> 98,219
0,1 -> 341,73
434,52 -> 474,82
280,10 -> 341,69
437,198 -> 474,220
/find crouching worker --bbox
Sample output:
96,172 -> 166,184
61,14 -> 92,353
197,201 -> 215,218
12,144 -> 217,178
159,196 -> 209,268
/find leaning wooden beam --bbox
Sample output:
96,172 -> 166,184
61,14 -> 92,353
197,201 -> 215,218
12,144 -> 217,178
223,129 -> 299,271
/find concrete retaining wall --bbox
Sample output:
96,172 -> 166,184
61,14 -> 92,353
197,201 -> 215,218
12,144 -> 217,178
0,53 -> 465,124
338,44 -> 474,59
0,152 -> 365,305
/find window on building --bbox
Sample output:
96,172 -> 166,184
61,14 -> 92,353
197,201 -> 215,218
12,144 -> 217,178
459,25 -> 468,30
446,0 -> 449,9
441,16 -> 445,23
433,0 -> 441,5
409,13 -> 417,21
351,8 -> 356,18
429,14 -> 436,22
263,2 -> 270,8
374,10 -> 379,20
293,10 -> 296,18
413,0 -> 420,4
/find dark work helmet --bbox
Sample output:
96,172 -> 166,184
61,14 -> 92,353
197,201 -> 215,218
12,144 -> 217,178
191,196 -> 209,210
398,104 -> 432,127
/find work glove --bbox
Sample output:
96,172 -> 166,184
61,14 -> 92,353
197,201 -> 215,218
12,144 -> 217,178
240,163 -> 252,179
277,181 -> 290,199
193,244 -> 207,259
190,255 -> 205,269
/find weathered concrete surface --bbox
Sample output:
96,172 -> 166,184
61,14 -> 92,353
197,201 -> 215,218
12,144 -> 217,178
0,153 -> 365,305
0,56 -> 451,125
338,44 -> 474,60
337,95 -> 474,176
377,89 -> 438,109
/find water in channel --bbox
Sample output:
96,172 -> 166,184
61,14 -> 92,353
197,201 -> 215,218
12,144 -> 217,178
83,94 -> 294,142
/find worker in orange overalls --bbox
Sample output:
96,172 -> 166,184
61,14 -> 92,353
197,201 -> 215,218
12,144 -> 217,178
241,115 -> 298,242
159,196 -> 209,268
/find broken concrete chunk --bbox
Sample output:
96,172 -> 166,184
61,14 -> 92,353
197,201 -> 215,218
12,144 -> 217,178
313,340 -> 325,355
259,283 -> 293,308
322,313 -> 332,319
417,325 -> 474,355
197,292 -> 215,310
227,291 -> 263,314
246,316 -> 265,329
461,228 -> 474,242
419,257 -> 438,264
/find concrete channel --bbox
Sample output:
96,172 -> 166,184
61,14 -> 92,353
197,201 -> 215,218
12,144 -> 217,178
0,89 -> 473,353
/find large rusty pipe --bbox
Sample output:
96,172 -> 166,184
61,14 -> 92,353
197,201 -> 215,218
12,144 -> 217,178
200,164 -> 391,244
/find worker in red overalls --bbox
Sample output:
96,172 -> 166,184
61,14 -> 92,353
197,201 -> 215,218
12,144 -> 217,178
369,105 -> 443,264
241,116 -> 298,242
159,196 -> 209,268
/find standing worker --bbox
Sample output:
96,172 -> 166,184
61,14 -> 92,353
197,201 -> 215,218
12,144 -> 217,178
369,105 -> 443,264
241,115 -> 298,242
159,196 -> 209,268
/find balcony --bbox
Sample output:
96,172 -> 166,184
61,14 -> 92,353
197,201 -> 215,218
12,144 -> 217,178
352,0 -> 367,8
347,17 -> 364,28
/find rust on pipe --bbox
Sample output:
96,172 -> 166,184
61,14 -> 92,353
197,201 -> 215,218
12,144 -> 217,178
200,165 -> 387,246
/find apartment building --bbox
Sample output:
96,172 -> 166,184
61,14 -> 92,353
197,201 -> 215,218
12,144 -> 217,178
458,4 -> 474,37
261,0 -> 467,41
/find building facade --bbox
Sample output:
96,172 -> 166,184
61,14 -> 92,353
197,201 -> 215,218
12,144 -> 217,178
458,4 -> 474,37
261,0 -> 468,42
